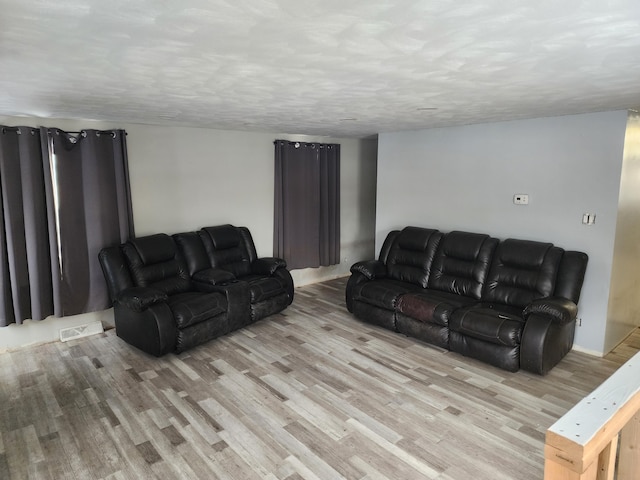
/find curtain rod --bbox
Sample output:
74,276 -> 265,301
1,126 -> 38,135
2,126 -> 127,136
273,140 -> 337,148
49,129 -> 127,137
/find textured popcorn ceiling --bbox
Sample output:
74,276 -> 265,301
1,0 -> 640,137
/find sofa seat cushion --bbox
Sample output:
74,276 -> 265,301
353,279 -> 420,310
397,291 -> 476,327
239,275 -> 287,303
449,304 -> 525,347
167,292 -> 227,329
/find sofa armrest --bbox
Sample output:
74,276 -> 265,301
116,287 -> 168,312
113,302 -> 176,356
520,313 -> 577,375
252,257 -> 287,275
273,268 -> 294,305
346,260 -> 386,313
350,260 -> 387,280
193,268 -> 236,286
523,297 -> 578,325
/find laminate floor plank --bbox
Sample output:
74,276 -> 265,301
2,277 -> 639,479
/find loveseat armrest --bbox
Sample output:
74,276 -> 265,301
116,287 -> 168,312
113,301 -> 176,356
523,297 -> 578,325
350,260 -> 387,280
252,257 -> 287,275
193,268 -> 236,286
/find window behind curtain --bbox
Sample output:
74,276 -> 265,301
0,126 -> 134,327
41,128 -> 134,317
0,126 -> 53,326
274,140 -> 340,270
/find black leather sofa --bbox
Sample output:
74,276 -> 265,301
345,227 -> 588,374
99,225 -> 294,356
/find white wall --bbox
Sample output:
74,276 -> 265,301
377,111 -> 629,355
125,126 -> 378,286
0,116 -> 377,350
605,111 -> 640,352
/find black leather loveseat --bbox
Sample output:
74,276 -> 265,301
99,225 -> 294,356
345,227 -> 588,374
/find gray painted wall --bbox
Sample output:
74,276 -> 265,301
124,125 -> 378,289
377,111 -> 629,355
0,116 -> 378,350
605,111 -> 640,352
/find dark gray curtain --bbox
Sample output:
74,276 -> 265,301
0,126 -> 133,326
41,128 -> 134,317
0,127 -> 53,326
274,140 -> 340,270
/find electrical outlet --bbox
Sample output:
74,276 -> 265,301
577,318 -> 582,326
514,194 -> 529,205
582,213 -> 596,225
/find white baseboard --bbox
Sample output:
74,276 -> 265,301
571,344 -> 604,357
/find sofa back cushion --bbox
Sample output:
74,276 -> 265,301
554,250 -> 589,303
200,225 -> 252,278
386,227 -> 442,288
98,246 -> 134,302
121,233 -> 191,295
237,226 -> 259,264
482,238 -> 563,307
378,230 -> 400,263
428,231 -> 498,299
173,231 -> 210,276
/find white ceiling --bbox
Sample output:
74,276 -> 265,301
1,0 -> 640,138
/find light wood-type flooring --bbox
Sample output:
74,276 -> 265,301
1,277 -> 639,479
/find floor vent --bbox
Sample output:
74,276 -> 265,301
59,321 -> 104,342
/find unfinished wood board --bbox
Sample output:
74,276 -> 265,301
546,351 -> 640,474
